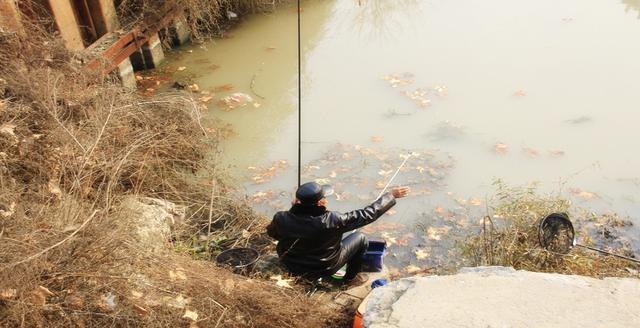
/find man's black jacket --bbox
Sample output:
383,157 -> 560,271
266,193 -> 396,276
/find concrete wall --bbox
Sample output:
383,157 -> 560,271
48,0 -> 85,50
0,0 -> 23,32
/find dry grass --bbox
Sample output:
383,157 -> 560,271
460,181 -> 640,279
0,19 -> 348,327
116,0 -> 290,39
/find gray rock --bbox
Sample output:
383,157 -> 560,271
121,196 -> 185,250
363,266 -> 640,328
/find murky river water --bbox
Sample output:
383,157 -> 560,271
162,0 -> 640,273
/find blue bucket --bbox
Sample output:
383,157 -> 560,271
362,239 -> 386,272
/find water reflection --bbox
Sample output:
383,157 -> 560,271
622,0 -> 640,18
349,0 -> 422,38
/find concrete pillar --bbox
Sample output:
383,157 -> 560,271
0,0 -> 23,33
169,17 -> 191,47
129,33 -> 165,70
117,57 -> 137,90
141,33 -> 165,68
48,0 -> 85,50
129,49 -> 147,71
89,0 -> 119,36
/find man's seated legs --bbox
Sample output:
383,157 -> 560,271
334,232 -> 369,281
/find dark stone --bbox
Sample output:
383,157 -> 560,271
172,81 -> 187,90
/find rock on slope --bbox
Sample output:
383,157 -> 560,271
363,266 -> 640,328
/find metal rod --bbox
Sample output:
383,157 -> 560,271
375,153 -> 411,200
576,244 -> 640,264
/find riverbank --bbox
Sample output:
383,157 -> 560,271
0,3 -> 352,326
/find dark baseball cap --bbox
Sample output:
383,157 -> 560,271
295,182 -> 334,204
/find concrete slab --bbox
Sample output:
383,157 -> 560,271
334,267 -> 389,306
363,266 -> 640,328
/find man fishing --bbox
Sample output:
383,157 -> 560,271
267,182 -> 410,283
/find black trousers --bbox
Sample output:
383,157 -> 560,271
331,232 -> 369,280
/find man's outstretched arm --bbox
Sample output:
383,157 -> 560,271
334,187 -> 410,232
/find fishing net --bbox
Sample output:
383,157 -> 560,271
538,213 -> 575,254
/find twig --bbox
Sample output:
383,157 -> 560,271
213,306 -> 228,328
250,72 -> 266,100
0,210 -> 99,272
207,179 -> 216,244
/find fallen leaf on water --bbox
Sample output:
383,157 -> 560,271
395,233 -> 414,246
378,170 -> 393,177
570,188 -> 597,200
382,73 -> 414,88
265,46 -> 277,51
388,267 -> 402,279
523,147 -> 539,158
361,222 -> 406,234
219,92 -> 254,111
183,309 -> 199,321
177,66 -> 187,71
426,226 -> 450,240
370,136 -> 384,142
381,232 -> 398,246
403,88 -> 431,108
214,84 -> 234,92
494,143 -> 508,154
199,96 -> 214,103
414,249 -> 429,260
315,178 -> 330,185
270,275 -> 293,288
549,150 -> 565,157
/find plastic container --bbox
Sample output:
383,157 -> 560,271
370,278 -> 388,289
362,239 -> 386,272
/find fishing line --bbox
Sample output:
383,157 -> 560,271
297,0 -> 302,187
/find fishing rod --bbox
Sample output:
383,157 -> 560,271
297,0 -> 302,188
375,152 -> 412,200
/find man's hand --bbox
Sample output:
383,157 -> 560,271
391,186 -> 410,198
